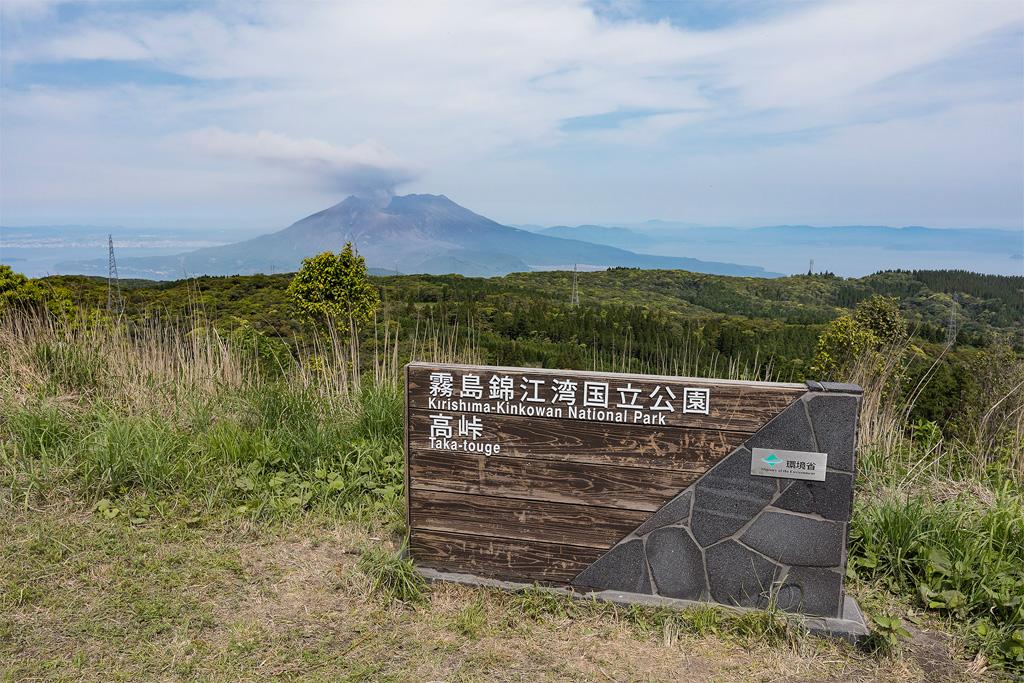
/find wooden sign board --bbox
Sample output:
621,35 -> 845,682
404,362 -> 866,636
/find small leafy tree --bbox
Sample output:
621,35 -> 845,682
853,295 -> 907,346
288,245 -> 378,326
811,296 -> 908,380
287,244 -> 380,383
810,315 -> 879,379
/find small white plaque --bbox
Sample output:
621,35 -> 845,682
750,447 -> 827,481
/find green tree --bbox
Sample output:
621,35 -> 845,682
287,244 -> 380,327
810,315 -> 879,379
0,266 -> 73,317
1,266 -> 46,312
810,295 -> 909,380
853,295 -> 907,346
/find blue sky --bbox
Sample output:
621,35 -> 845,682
1,0 -> 1022,232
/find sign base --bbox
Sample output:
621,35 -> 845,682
415,565 -> 870,643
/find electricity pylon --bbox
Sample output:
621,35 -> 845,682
107,235 -> 123,314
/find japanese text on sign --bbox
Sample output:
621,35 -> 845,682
424,369 -> 713,457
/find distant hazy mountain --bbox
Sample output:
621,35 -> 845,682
543,222 -> 1020,255
535,222 -> 1022,276
539,224 -> 655,250
662,224 -> 1021,254
56,194 -> 774,279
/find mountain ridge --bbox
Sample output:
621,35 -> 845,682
55,194 -> 776,279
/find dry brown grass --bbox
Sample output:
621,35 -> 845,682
0,312 -> 256,412
0,500 -> 968,683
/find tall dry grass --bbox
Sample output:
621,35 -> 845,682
1,308 -> 464,408
1,313 -> 245,407
847,335 -> 1023,490
588,323 -> 783,383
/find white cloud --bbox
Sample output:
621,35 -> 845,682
19,1 -> 1018,123
1,0 -> 1022,228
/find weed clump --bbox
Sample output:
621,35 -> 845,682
357,545 -> 427,606
850,487 -> 1024,669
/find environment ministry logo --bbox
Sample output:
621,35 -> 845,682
751,447 -> 827,482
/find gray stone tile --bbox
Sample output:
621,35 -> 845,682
706,540 -> 781,609
778,566 -> 844,618
774,582 -> 802,613
740,511 -> 844,567
691,448 -> 777,547
805,394 -> 859,472
773,472 -> 854,522
645,526 -> 705,600
572,539 -> 651,594
635,491 -> 693,537
745,399 -> 817,453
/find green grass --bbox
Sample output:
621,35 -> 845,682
849,483 -> 1024,669
1,381 -> 405,525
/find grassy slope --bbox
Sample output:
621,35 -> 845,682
3,269 -> 1022,680
0,319 -> 921,681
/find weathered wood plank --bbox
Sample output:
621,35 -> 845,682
404,364 -> 413,540
410,490 -> 648,548
409,450 -> 700,510
410,529 -> 602,583
407,363 -> 803,432
408,411 -> 743,470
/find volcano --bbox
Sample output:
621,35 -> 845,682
59,194 -> 775,278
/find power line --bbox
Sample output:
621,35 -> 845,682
570,264 -> 579,307
946,293 -> 958,346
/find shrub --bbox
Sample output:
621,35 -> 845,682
811,295 -> 908,381
810,315 -> 878,379
0,266 -> 73,318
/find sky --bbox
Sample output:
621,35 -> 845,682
1,0 -> 1023,232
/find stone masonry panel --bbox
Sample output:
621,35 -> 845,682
571,386 -> 860,620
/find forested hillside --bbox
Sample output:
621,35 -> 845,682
38,268 -> 1021,432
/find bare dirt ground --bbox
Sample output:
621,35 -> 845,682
0,505 -> 991,682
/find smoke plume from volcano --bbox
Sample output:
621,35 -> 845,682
188,128 -> 418,202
